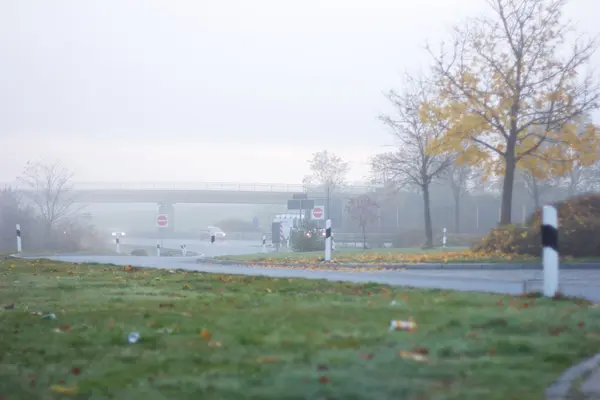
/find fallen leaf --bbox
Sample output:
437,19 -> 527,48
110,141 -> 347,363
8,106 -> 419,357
181,312 -> 192,317
413,347 -> 429,355
200,329 -> 212,340
50,384 -> 77,395
256,356 -> 279,363
317,364 -> 329,371
159,303 -> 175,308
318,376 -> 330,384
399,350 -> 427,362
9,264 -> 14,269
359,353 -> 374,360
71,367 -> 81,375
488,347 -> 496,355
3,304 -> 15,310
208,341 -> 223,348
578,322 -> 585,328
183,283 -> 191,290
548,326 -> 568,336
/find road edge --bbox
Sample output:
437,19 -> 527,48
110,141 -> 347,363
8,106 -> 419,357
546,353 -> 600,399
202,258 -> 600,270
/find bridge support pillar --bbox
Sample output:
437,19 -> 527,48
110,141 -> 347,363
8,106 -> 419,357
157,203 -> 175,236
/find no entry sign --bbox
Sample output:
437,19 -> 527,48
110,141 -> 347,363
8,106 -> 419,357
312,207 -> 324,220
156,214 -> 169,228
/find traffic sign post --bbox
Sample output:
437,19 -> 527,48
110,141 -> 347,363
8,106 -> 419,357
312,207 -> 324,220
156,214 -> 169,228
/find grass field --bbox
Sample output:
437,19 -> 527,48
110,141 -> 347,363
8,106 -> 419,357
1,258 -> 600,399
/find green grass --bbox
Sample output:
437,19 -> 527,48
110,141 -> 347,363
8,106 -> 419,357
1,258 -> 600,399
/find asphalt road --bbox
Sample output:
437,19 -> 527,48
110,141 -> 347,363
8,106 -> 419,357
19,254 -> 600,303
107,237 -> 264,257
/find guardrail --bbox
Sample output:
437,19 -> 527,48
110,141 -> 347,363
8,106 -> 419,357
3,181 -> 384,193
67,182 -> 383,193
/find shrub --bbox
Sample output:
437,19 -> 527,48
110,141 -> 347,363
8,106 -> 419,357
290,229 -> 324,252
473,194 -> 600,257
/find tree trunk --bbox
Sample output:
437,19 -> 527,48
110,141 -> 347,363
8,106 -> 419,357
452,190 -> 461,233
532,176 -> 540,208
422,184 -> 433,248
361,223 -> 367,249
500,152 -> 516,225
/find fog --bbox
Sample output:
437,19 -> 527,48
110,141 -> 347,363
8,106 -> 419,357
1,0 -> 596,184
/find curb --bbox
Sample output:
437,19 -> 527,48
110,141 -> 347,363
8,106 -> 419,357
546,353 -> 600,399
201,258 -> 600,270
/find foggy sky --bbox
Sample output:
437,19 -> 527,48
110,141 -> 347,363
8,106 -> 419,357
1,0 -> 598,185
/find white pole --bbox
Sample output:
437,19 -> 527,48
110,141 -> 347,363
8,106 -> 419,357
157,241 -> 161,257
115,237 -> 120,254
16,224 -> 22,253
442,227 -> 447,248
325,219 -> 332,261
542,205 -> 559,297
262,235 -> 266,253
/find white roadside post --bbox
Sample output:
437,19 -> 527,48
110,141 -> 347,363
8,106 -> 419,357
442,228 -> 447,248
181,244 -> 187,256
262,235 -> 266,253
325,219 -> 332,262
542,205 -> 559,297
112,232 -> 125,254
156,241 -> 161,257
16,224 -> 22,253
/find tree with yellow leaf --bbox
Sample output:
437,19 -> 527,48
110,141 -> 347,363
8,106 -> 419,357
422,0 -> 600,225
372,75 -> 454,248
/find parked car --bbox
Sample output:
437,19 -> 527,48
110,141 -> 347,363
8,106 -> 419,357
199,226 -> 226,240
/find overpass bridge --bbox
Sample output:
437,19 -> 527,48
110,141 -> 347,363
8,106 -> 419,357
5,181 -> 382,234
63,181 -> 380,204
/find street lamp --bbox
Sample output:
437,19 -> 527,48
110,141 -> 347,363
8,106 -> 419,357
111,231 -> 126,253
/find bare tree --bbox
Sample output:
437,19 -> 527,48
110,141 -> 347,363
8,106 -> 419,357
447,164 -> 473,233
346,194 -> 379,249
424,0 -> 600,225
303,150 -> 349,219
518,169 -> 558,207
18,161 -> 78,234
372,76 -> 454,248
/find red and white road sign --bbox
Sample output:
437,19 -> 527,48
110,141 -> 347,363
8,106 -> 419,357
156,214 -> 169,228
312,207 -> 324,220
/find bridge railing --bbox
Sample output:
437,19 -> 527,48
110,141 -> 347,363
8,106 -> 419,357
66,182 -> 383,193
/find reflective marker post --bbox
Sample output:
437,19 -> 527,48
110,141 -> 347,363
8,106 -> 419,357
325,219 -> 332,262
542,205 -> 559,297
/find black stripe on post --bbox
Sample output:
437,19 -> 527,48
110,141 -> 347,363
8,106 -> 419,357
16,229 -> 21,237
116,238 -> 120,244
541,224 -> 558,252
325,227 -> 331,239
